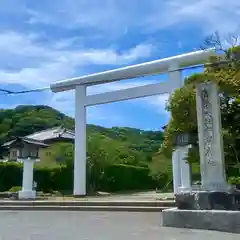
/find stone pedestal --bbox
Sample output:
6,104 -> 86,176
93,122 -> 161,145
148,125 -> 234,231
172,146 -> 192,194
18,190 -> 36,199
178,146 -> 191,193
196,82 -> 228,191
172,149 -> 182,194
175,191 -> 240,210
18,158 -> 36,200
166,190 -> 240,233
162,208 -> 240,233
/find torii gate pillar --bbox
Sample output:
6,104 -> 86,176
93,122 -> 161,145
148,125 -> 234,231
74,85 -> 87,196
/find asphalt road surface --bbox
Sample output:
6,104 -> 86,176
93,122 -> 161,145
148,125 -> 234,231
0,211 -> 238,239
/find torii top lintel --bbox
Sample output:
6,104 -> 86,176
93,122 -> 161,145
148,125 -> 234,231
50,49 -> 216,93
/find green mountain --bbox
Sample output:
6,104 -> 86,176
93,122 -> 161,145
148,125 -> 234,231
0,105 -> 164,166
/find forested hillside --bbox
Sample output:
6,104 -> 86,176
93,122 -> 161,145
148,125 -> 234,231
0,105 -> 168,192
0,105 -> 164,167
0,105 -> 74,144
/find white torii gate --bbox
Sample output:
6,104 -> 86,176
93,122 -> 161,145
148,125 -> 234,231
50,49 -> 216,196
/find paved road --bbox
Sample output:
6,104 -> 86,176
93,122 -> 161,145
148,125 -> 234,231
0,211 -> 238,239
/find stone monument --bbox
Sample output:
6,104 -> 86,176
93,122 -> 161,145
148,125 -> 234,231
196,82 -> 228,192
163,81 -> 240,233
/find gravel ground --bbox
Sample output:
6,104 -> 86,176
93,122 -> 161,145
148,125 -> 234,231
0,211 -> 238,240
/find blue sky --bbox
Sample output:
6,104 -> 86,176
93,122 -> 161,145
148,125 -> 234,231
0,0 -> 239,130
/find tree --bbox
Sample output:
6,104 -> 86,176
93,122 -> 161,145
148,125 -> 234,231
148,153 -> 173,190
37,142 -> 74,168
160,34 -> 240,176
86,134 -> 109,192
201,32 -> 240,175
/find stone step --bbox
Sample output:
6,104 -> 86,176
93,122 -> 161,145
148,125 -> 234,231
0,205 -> 169,212
0,200 -> 175,207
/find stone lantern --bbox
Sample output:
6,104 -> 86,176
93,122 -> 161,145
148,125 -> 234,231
172,131 -> 197,195
174,132 -> 197,148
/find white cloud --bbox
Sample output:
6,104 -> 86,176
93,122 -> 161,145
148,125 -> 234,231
87,106 -> 125,125
79,43 -> 155,66
26,0 -> 144,35
0,31 -> 154,88
147,0 -> 240,34
144,94 -> 170,116
0,1 -> 238,90
24,0 -> 240,35
0,30 -> 158,124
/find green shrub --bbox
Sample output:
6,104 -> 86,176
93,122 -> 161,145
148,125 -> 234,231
8,186 -> 22,192
34,167 -> 53,193
0,162 -> 168,194
0,162 -> 22,191
51,165 -> 73,191
100,164 -> 157,192
228,176 -> 240,185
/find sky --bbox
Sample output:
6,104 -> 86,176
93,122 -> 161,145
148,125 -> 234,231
0,0 -> 239,130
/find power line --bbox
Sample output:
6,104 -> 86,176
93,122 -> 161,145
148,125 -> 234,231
0,59 -> 236,96
9,86 -> 50,95
0,86 -> 50,95
0,89 -> 14,94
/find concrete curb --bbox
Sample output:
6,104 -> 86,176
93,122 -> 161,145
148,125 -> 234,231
0,205 -> 169,212
0,200 -> 175,207
162,208 -> 240,233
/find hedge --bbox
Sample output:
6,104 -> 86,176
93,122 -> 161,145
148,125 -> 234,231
100,164 -> 157,192
0,162 -> 22,191
0,162 -> 168,193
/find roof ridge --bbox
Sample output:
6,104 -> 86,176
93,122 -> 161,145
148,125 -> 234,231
22,136 -> 45,142
25,126 -> 64,138
2,136 -> 49,147
65,129 -> 75,134
65,130 -> 73,133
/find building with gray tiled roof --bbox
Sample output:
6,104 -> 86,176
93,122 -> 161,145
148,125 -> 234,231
2,126 -> 74,162
25,126 -> 74,142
